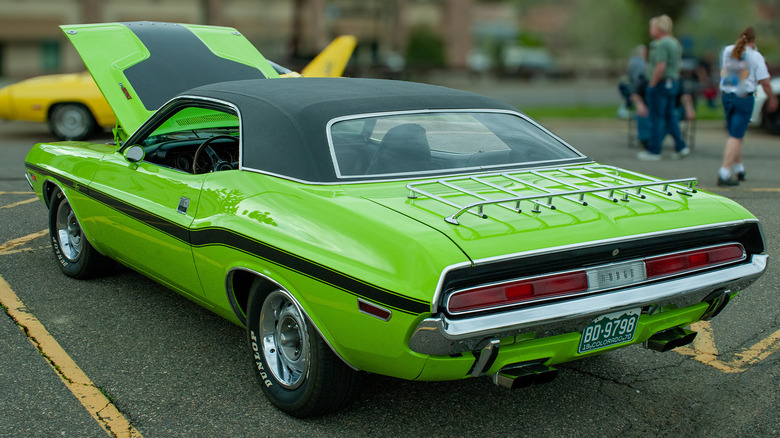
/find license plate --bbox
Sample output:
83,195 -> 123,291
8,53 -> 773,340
577,308 -> 640,354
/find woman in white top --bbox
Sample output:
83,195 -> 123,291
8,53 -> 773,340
718,26 -> 778,186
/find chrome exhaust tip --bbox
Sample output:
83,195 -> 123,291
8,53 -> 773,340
701,288 -> 732,320
492,362 -> 558,390
644,326 -> 697,352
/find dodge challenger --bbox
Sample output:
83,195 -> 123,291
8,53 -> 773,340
24,22 -> 767,417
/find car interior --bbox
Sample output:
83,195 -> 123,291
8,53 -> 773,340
331,113 -> 575,178
134,106 -> 240,174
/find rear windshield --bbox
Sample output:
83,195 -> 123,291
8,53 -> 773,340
328,111 -> 582,178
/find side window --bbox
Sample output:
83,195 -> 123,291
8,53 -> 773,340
136,105 -> 240,174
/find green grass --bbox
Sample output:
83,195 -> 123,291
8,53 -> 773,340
522,104 -> 725,120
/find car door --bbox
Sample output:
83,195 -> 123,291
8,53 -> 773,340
85,100 -> 241,300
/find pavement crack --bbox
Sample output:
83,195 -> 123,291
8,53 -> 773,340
1,306 -> 76,384
0,294 -> 141,437
559,364 -> 640,391
95,402 -> 120,437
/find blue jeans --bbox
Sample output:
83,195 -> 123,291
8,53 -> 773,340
636,113 -> 651,142
722,93 -> 754,139
646,80 -> 686,155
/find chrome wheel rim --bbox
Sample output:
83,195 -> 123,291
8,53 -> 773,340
54,106 -> 88,138
55,199 -> 83,262
259,290 -> 309,389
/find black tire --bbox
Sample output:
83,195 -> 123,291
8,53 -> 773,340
48,103 -> 96,141
762,99 -> 780,136
48,190 -> 111,279
246,280 -> 362,417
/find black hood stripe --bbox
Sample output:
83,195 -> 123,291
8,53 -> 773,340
25,163 -> 430,315
122,22 -> 267,111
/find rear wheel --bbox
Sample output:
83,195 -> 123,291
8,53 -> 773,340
48,103 -> 96,140
48,190 -> 111,279
246,280 -> 362,417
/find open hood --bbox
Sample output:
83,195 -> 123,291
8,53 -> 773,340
62,22 -> 279,136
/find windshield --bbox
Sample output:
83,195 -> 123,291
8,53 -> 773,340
328,111 -> 582,178
142,106 -> 239,144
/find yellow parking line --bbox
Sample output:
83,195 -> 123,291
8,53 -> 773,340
0,197 -> 38,210
676,321 -> 780,373
735,328 -> 780,365
0,274 -> 143,438
0,191 -> 34,195
745,188 -> 780,193
0,230 -> 48,256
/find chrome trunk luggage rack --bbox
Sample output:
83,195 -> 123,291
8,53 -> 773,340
406,165 -> 698,225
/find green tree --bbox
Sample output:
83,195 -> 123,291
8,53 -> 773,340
632,0 -> 691,24
569,0 -> 646,59
405,26 -> 447,71
676,0 -> 762,56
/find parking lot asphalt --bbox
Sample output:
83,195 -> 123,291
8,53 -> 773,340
0,118 -> 777,437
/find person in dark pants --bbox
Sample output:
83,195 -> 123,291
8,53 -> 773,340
637,15 -> 689,161
717,26 -> 778,186
619,45 -> 652,148
631,77 -> 695,150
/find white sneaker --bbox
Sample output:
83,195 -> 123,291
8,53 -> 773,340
671,147 -> 691,160
637,151 -> 662,161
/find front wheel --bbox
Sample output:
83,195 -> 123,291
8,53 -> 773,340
48,190 -> 111,279
246,281 -> 362,417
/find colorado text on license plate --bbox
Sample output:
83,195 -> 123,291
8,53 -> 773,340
577,308 -> 640,354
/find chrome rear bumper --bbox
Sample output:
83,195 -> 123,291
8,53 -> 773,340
409,254 -> 768,355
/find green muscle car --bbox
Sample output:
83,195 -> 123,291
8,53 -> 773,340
25,22 -> 767,417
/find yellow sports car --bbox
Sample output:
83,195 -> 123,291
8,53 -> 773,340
0,36 -> 356,140
0,71 -> 114,140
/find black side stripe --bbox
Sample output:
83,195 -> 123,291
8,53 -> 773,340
25,163 -> 431,315
26,163 -> 86,194
87,189 -> 191,243
189,227 -> 430,314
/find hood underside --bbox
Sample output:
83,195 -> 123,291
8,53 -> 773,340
62,21 -> 279,135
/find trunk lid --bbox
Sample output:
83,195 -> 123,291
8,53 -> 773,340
344,164 -> 750,262
61,22 -> 279,136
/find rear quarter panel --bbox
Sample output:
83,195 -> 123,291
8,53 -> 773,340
190,171 -> 470,378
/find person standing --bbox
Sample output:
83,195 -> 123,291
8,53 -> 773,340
620,45 -> 652,148
637,15 -> 689,161
717,26 -> 778,186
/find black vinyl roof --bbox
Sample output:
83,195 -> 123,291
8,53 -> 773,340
185,78 -> 518,182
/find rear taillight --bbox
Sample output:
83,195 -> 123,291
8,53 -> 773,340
447,271 -> 589,314
446,243 -> 747,315
645,244 -> 745,279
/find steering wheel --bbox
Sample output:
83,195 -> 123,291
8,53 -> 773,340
192,135 -> 239,174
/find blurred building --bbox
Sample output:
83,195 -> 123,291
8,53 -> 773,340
0,0 -> 476,78
1,0 -> 777,79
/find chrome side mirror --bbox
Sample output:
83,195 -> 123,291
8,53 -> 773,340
124,145 -> 145,163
